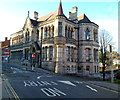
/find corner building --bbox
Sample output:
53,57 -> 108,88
10,1 -> 99,75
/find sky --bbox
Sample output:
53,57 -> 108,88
0,0 -> 119,52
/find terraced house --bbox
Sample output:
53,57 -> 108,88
10,1 -> 99,75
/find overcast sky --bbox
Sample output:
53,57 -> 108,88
0,0 -> 118,52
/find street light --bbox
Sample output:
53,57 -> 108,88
40,27 -> 43,68
109,44 -> 114,83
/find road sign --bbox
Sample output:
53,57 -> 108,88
32,54 -> 36,58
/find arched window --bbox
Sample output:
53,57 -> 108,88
68,27 -> 70,38
66,47 -> 69,61
43,47 -> 48,61
51,25 -> 54,37
85,28 -> 90,40
94,66 -> 96,73
42,47 -> 45,60
28,31 -> 30,41
86,66 -> 90,71
70,27 -> 73,39
58,22 -> 62,36
85,48 -> 91,62
94,30 -> 98,42
71,28 -> 74,39
48,26 -> 51,38
44,27 -> 47,39
36,30 -> 39,41
31,30 -> 34,40
65,26 -> 68,38
25,32 -> 27,42
49,46 -> 53,60
94,49 -> 98,62
41,27 -> 43,39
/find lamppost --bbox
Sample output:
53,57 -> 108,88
40,27 -> 43,68
109,44 -> 114,83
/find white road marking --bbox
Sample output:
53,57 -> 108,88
24,81 -> 58,87
24,81 -> 31,87
41,88 -> 66,97
58,81 -> 76,87
74,81 -> 83,84
37,75 -> 52,79
86,85 -> 98,92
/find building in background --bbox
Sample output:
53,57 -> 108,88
10,1 -> 99,75
1,37 -> 10,62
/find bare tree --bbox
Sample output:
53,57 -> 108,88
99,29 -> 113,81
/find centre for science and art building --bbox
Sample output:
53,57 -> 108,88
10,1 -> 99,75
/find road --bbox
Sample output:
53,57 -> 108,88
1,62 -> 119,99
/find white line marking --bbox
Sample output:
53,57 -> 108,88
41,88 -> 66,97
24,81 -> 58,87
37,75 -> 52,79
24,81 -> 31,87
86,85 -> 98,92
74,81 -> 83,84
58,81 -> 76,86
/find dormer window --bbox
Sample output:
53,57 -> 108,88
85,28 -> 90,40
58,22 -> 62,36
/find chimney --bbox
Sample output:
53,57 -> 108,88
69,7 -> 78,20
5,37 -> 7,41
72,7 -> 78,13
34,11 -> 38,20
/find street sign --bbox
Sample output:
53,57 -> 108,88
32,54 -> 35,58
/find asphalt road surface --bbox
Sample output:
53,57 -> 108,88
1,63 -> 120,99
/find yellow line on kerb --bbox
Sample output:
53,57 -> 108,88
83,81 -> 119,94
7,81 -> 20,100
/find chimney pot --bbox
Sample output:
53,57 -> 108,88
34,11 -> 38,20
5,37 -> 7,41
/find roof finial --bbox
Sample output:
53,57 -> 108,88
58,0 -> 64,15
28,11 -> 30,17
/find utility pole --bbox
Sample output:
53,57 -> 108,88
109,44 -> 114,83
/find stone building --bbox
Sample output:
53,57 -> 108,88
10,1 -> 99,75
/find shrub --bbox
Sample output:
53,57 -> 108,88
115,71 -> 120,80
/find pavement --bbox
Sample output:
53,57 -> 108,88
5,62 -> 120,93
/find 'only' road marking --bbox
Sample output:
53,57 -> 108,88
41,88 -> 66,97
86,85 -> 98,92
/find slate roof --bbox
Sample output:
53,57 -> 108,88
37,1 -> 65,22
78,14 -> 91,23
30,19 -> 39,26
37,11 -> 57,22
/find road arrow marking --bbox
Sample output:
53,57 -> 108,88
37,75 -> 52,79
58,81 -> 76,87
74,81 -> 83,84
86,85 -> 98,92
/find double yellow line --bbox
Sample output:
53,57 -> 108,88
6,81 -> 20,100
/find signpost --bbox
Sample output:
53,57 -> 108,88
32,53 -> 36,70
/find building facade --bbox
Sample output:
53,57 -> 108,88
1,37 -> 10,62
10,1 -> 99,75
